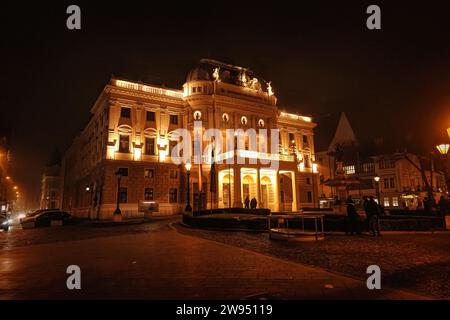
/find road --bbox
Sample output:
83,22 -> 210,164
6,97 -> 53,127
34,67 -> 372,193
0,217 -> 425,299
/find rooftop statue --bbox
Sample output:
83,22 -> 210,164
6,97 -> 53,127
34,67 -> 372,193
267,81 -> 274,96
212,67 -> 220,82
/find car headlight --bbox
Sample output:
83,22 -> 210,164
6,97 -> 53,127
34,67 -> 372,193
18,213 -> 26,219
7,219 -> 13,224
2,221 -> 8,225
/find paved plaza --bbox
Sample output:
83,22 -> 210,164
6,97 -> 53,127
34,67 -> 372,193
0,217 -> 428,300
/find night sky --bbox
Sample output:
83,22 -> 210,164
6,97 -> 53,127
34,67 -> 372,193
1,1 -> 450,208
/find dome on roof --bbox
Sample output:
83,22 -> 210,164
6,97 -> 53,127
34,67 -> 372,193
186,64 -> 211,82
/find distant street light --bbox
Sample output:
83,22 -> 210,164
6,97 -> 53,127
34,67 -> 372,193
185,161 -> 192,212
374,176 -> 381,203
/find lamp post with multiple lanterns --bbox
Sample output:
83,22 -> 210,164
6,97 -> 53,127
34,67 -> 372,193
185,161 -> 192,212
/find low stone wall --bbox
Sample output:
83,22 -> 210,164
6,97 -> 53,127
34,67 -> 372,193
70,203 -> 182,220
183,213 -> 445,232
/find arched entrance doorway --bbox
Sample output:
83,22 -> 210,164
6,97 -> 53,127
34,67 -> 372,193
219,169 -> 234,208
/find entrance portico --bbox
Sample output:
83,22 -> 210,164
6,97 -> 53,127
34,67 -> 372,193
218,167 -> 296,212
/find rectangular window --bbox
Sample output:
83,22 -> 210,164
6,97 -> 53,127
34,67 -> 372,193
289,133 -> 295,143
117,167 -> 129,177
144,137 -> 155,155
384,198 -> 390,207
118,187 -> 127,203
307,191 -> 313,203
392,197 -> 399,207
192,87 -> 197,93
384,178 -> 389,189
343,165 -> 356,175
144,168 -> 154,178
146,111 -> 155,122
170,170 -> 178,179
304,154 -> 311,168
389,177 -> 395,189
120,107 -> 131,118
144,188 -> 154,201
303,135 -> 308,144
306,178 -> 311,185
170,114 -> 178,125
119,135 -> 130,153
169,188 -> 178,203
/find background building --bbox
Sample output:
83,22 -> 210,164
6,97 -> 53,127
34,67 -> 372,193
316,113 -> 447,210
62,59 -> 319,219
39,149 -> 62,210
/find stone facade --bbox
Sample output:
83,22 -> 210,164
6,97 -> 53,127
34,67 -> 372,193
62,59 -> 319,219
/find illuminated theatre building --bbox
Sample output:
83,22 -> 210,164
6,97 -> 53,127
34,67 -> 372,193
62,60 -> 319,219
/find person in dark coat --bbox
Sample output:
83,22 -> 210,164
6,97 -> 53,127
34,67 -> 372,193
367,196 -> 381,236
250,197 -> 257,209
346,196 -> 359,235
439,196 -> 448,215
244,196 -> 250,209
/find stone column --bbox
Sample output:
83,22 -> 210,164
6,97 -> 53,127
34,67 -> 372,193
233,165 -> 242,208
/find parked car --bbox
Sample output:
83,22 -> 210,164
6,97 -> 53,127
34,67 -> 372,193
20,211 -> 72,229
0,212 -> 12,231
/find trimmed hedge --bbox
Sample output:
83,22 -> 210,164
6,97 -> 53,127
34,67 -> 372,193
193,208 -> 270,217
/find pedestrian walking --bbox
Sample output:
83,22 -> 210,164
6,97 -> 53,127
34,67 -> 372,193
367,196 -> 381,236
244,196 -> 250,209
346,196 -> 359,235
250,197 -> 257,209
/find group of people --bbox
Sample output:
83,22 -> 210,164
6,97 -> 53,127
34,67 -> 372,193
346,195 -> 382,237
244,196 -> 258,209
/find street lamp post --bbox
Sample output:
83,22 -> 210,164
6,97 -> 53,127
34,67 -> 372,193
374,176 -> 381,204
113,170 -> 123,222
185,162 -> 192,212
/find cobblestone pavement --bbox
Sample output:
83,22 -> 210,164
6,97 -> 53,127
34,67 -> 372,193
175,225 -> 450,299
0,217 -> 176,250
0,218 -> 427,300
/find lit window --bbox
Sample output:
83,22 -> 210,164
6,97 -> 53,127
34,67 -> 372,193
392,197 -> 399,207
343,165 -> 355,175
384,198 -> 390,207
